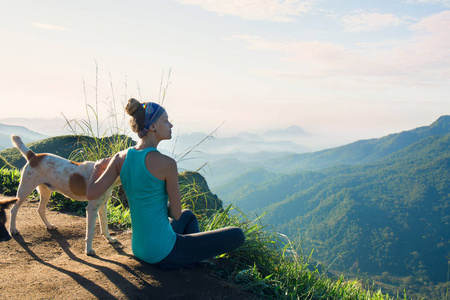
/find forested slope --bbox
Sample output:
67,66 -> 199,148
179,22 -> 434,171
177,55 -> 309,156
218,118 -> 450,286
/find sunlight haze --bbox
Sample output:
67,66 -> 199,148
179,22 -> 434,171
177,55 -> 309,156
1,0 -> 449,146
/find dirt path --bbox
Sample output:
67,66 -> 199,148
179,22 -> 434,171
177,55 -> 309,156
0,201 -> 253,300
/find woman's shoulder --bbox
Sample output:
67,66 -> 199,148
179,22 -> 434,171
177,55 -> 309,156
149,150 -> 176,165
108,149 -> 128,170
144,151 -> 176,175
115,149 -> 129,160
144,150 -> 177,180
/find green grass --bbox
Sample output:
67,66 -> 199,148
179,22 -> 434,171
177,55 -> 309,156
0,167 -> 21,196
197,205 -> 401,299
105,194 -> 131,230
0,154 -> 14,169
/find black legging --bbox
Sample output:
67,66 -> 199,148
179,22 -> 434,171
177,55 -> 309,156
154,210 -> 245,269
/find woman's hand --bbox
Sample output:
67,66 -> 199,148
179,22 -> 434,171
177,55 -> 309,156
93,157 -> 112,175
87,155 -> 119,201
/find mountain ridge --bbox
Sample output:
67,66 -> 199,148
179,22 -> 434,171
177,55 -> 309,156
0,123 -> 49,150
263,115 -> 450,172
216,115 -> 450,193
216,117 -> 450,291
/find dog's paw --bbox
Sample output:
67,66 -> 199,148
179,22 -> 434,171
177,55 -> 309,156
46,224 -> 58,230
86,248 -> 96,256
108,237 -> 119,244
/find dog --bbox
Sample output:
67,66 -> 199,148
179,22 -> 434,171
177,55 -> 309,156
0,197 -> 17,242
9,135 -> 120,255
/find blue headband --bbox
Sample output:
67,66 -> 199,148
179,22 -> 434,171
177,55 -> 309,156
138,102 -> 166,138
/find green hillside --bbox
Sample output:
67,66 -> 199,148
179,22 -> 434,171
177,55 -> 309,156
178,170 -> 223,217
268,134 -> 450,281
217,118 -> 450,297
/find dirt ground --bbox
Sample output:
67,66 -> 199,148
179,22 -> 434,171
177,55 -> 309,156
0,201 -> 254,300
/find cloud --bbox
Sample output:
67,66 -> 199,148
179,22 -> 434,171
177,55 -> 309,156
402,10 -> 450,70
411,9 -> 450,33
405,0 -> 450,7
341,12 -> 408,32
172,0 -> 313,22
232,35 -> 348,66
229,11 -> 450,86
31,22 -> 68,31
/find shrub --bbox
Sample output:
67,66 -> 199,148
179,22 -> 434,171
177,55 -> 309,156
0,167 -> 20,196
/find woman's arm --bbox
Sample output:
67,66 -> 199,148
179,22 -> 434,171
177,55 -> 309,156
165,158 -> 182,220
86,154 -> 121,200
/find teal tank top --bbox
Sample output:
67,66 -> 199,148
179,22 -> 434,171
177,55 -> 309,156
120,147 -> 176,263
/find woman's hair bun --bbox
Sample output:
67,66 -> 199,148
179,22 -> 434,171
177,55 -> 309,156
125,98 -> 142,116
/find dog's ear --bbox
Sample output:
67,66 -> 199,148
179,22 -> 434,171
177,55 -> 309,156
0,197 -> 18,209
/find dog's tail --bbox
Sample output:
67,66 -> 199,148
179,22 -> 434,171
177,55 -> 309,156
11,135 -> 36,161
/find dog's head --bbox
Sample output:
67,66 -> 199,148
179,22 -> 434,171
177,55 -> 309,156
0,197 -> 17,242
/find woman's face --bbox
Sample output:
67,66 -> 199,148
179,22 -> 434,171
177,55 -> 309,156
153,111 -> 173,140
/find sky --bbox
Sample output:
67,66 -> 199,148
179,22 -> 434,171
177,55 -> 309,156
1,0 -> 449,146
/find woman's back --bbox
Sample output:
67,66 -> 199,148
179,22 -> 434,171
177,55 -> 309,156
120,147 -> 176,264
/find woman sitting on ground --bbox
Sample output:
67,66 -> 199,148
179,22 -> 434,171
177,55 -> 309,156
86,98 -> 245,269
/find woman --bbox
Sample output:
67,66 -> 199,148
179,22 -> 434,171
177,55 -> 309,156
86,98 -> 245,269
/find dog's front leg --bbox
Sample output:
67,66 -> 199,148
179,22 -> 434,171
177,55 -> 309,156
98,195 -> 118,244
85,200 -> 101,256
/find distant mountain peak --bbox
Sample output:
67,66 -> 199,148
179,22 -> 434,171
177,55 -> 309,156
236,131 -> 262,141
0,117 -> 67,137
265,125 -> 310,137
431,115 -> 450,128
0,123 -> 49,150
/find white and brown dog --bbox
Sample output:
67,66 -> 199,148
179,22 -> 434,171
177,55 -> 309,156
9,135 -> 120,255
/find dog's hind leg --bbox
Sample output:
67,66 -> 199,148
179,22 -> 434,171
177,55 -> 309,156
85,199 -> 102,255
36,185 -> 57,230
10,172 -> 37,235
98,196 -> 118,244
